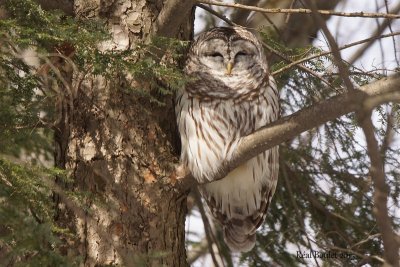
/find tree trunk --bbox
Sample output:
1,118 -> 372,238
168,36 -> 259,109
54,1 -> 194,266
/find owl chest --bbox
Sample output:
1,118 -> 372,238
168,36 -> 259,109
185,97 -> 267,160
177,92 -> 270,182
194,99 -> 256,138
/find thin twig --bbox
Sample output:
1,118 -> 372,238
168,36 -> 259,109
198,0 -> 400,19
284,0 -> 297,25
350,233 -> 381,249
260,13 -> 282,37
230,0 -> 260,26
384,0 -> 399,66
304,0 -> 353,91
193,188 -> 221,267
347,2 -> 400,65
272,31 -> 400,76
261,41 -> 333,88
196,4 -> 236,26
380,108 -> 395,158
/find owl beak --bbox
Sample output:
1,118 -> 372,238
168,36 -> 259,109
226,62 -> 233,75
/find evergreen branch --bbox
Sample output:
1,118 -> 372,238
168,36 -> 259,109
197,0 -> 400,19
261,41 -> 333,88
178,75 -> 400,189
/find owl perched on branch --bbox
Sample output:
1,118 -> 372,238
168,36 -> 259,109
175,27 -> 279,252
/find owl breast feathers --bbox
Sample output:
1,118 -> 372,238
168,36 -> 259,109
175,27 -> 279,252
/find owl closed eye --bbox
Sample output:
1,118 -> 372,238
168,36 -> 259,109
195,34 -> 264,77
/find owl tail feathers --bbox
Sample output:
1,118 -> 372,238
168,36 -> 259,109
223,224 -> 256,252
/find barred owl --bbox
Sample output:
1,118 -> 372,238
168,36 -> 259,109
175,27 -> 279,252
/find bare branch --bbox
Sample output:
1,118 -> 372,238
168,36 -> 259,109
230,0 -> 260,26
198,0 -> 400,19
196,4 -> 236,26
272,31 -> 400,76
348,2 -> 400,65
359,114 -> 400,266
304,0 -> 354,91
380,108 -> 395,158
193,188 -> 221,267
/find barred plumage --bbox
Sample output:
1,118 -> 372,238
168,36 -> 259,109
176,27 -> 279,252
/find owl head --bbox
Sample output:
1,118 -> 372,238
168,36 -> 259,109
186,27 -> 268,78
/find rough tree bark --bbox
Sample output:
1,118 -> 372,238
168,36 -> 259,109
53,0 -> 194,266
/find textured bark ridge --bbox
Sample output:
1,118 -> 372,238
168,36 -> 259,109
54,0 -> 193,266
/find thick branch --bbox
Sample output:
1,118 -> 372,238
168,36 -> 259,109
200,75 -> 400,186
198,0 -> 400,19
178,75 -> 400,189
